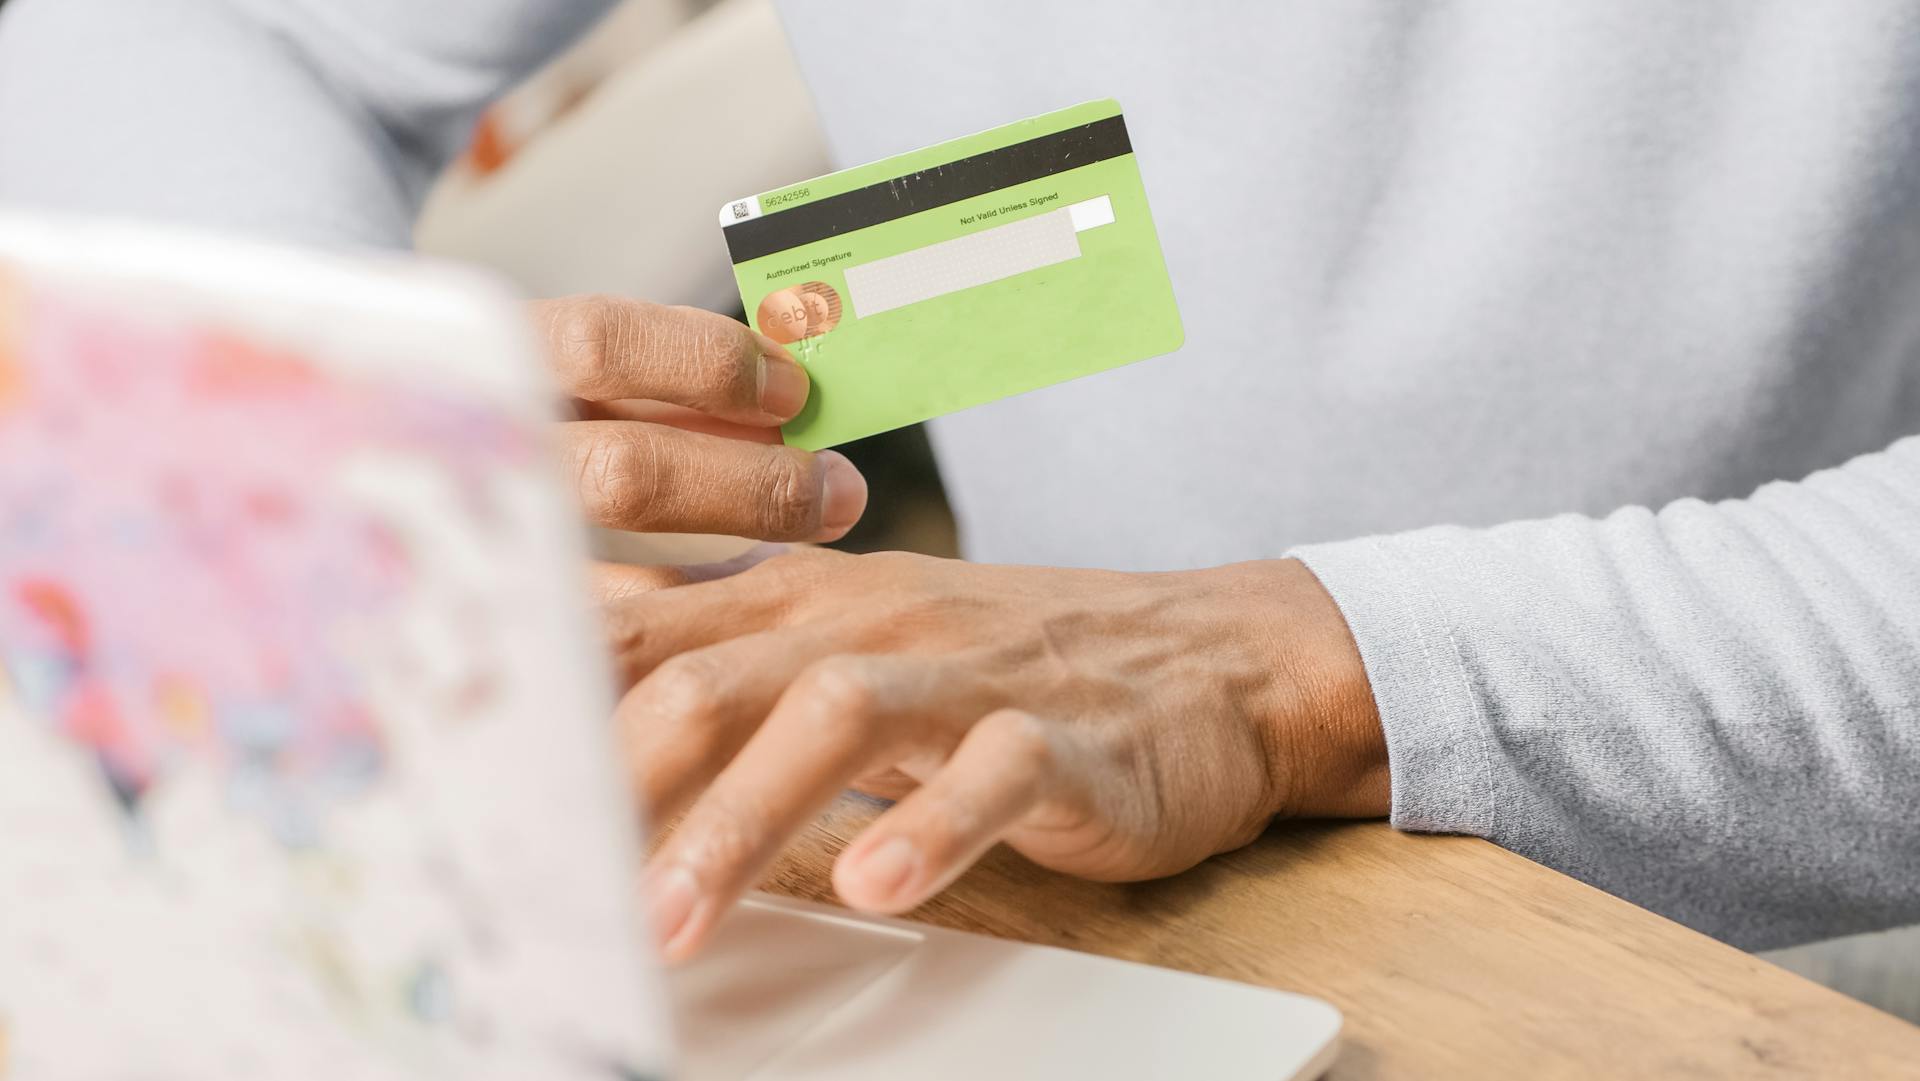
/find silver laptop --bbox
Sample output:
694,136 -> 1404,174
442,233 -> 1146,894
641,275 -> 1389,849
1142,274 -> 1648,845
0,215 -> 1340,1080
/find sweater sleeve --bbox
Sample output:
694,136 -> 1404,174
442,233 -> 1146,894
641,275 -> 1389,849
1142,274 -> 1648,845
0,0 -> 615,247
1291,435 -> 1920,950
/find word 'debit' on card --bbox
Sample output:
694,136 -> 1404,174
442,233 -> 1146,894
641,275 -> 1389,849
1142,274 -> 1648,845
720,99 -> 1184,450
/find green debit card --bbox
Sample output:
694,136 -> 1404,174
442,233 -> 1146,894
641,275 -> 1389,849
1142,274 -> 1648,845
719,99 -> 1184,450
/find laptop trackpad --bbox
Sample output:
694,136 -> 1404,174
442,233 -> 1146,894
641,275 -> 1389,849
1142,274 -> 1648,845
669,895 -> 923,1081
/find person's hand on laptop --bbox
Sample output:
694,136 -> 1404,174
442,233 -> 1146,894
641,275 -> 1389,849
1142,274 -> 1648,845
532,295 -> 867,543
610,549 -> 1389,962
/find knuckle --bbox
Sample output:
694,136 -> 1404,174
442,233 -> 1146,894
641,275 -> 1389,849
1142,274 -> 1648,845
864,550 -> 926,571
981,710 -> 1055,775
644,654 -> 725,724
603,604 -> 654,678
572,427 -> 669,525
682,305 -> 755,360
737,547 -> 838,608
916,794 -> 979,851
860,550 -> 942,595
544,296 -> 621,393
768,545 -> 843,576
664,306 -> 755,397
548,296 -> 666,399
750,448 -> 823,539
597,565 -> 685,603
795,658 -> 882,732
680,796 -> 767,873
571,434 -> 626,512
543,295 -> 604,350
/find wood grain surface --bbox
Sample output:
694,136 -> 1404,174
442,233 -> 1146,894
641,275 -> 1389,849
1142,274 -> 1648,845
761,796 -> 1920,1079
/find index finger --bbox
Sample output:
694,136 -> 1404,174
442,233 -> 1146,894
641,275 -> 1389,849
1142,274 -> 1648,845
642,654 -> 993,962
533,296 -> 809,424
602,552 -> 833,684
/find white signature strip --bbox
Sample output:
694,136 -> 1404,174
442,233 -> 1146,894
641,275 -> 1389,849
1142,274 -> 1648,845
843,196 -> 1114,319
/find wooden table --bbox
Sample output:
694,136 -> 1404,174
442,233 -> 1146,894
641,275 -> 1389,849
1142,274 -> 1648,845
763,797 -> 1920,1079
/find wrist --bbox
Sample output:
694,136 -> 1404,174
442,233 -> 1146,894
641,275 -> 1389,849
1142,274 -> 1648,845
1221,558 -> 1389,820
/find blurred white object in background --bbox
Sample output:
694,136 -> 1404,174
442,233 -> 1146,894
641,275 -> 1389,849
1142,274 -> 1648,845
418,0 -> 831,566
416,0 -> 829,313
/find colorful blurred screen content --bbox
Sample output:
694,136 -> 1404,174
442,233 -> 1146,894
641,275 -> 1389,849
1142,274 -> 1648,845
721,100 -> 1184,451
0,219 -> 670,1080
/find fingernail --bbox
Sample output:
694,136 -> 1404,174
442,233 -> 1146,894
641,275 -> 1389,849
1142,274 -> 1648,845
813,451 -> 868,541
758,354 -> 809,419
645,865 -> 701,954
851,837 -> 920,906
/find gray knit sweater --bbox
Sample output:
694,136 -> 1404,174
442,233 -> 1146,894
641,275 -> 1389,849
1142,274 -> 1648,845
3,0 -> 1916,949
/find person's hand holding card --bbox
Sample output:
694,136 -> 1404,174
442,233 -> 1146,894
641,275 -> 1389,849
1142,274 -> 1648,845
544,100 -> 1175,565
530,295 -> 868,544
720,99 -> 1183,450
